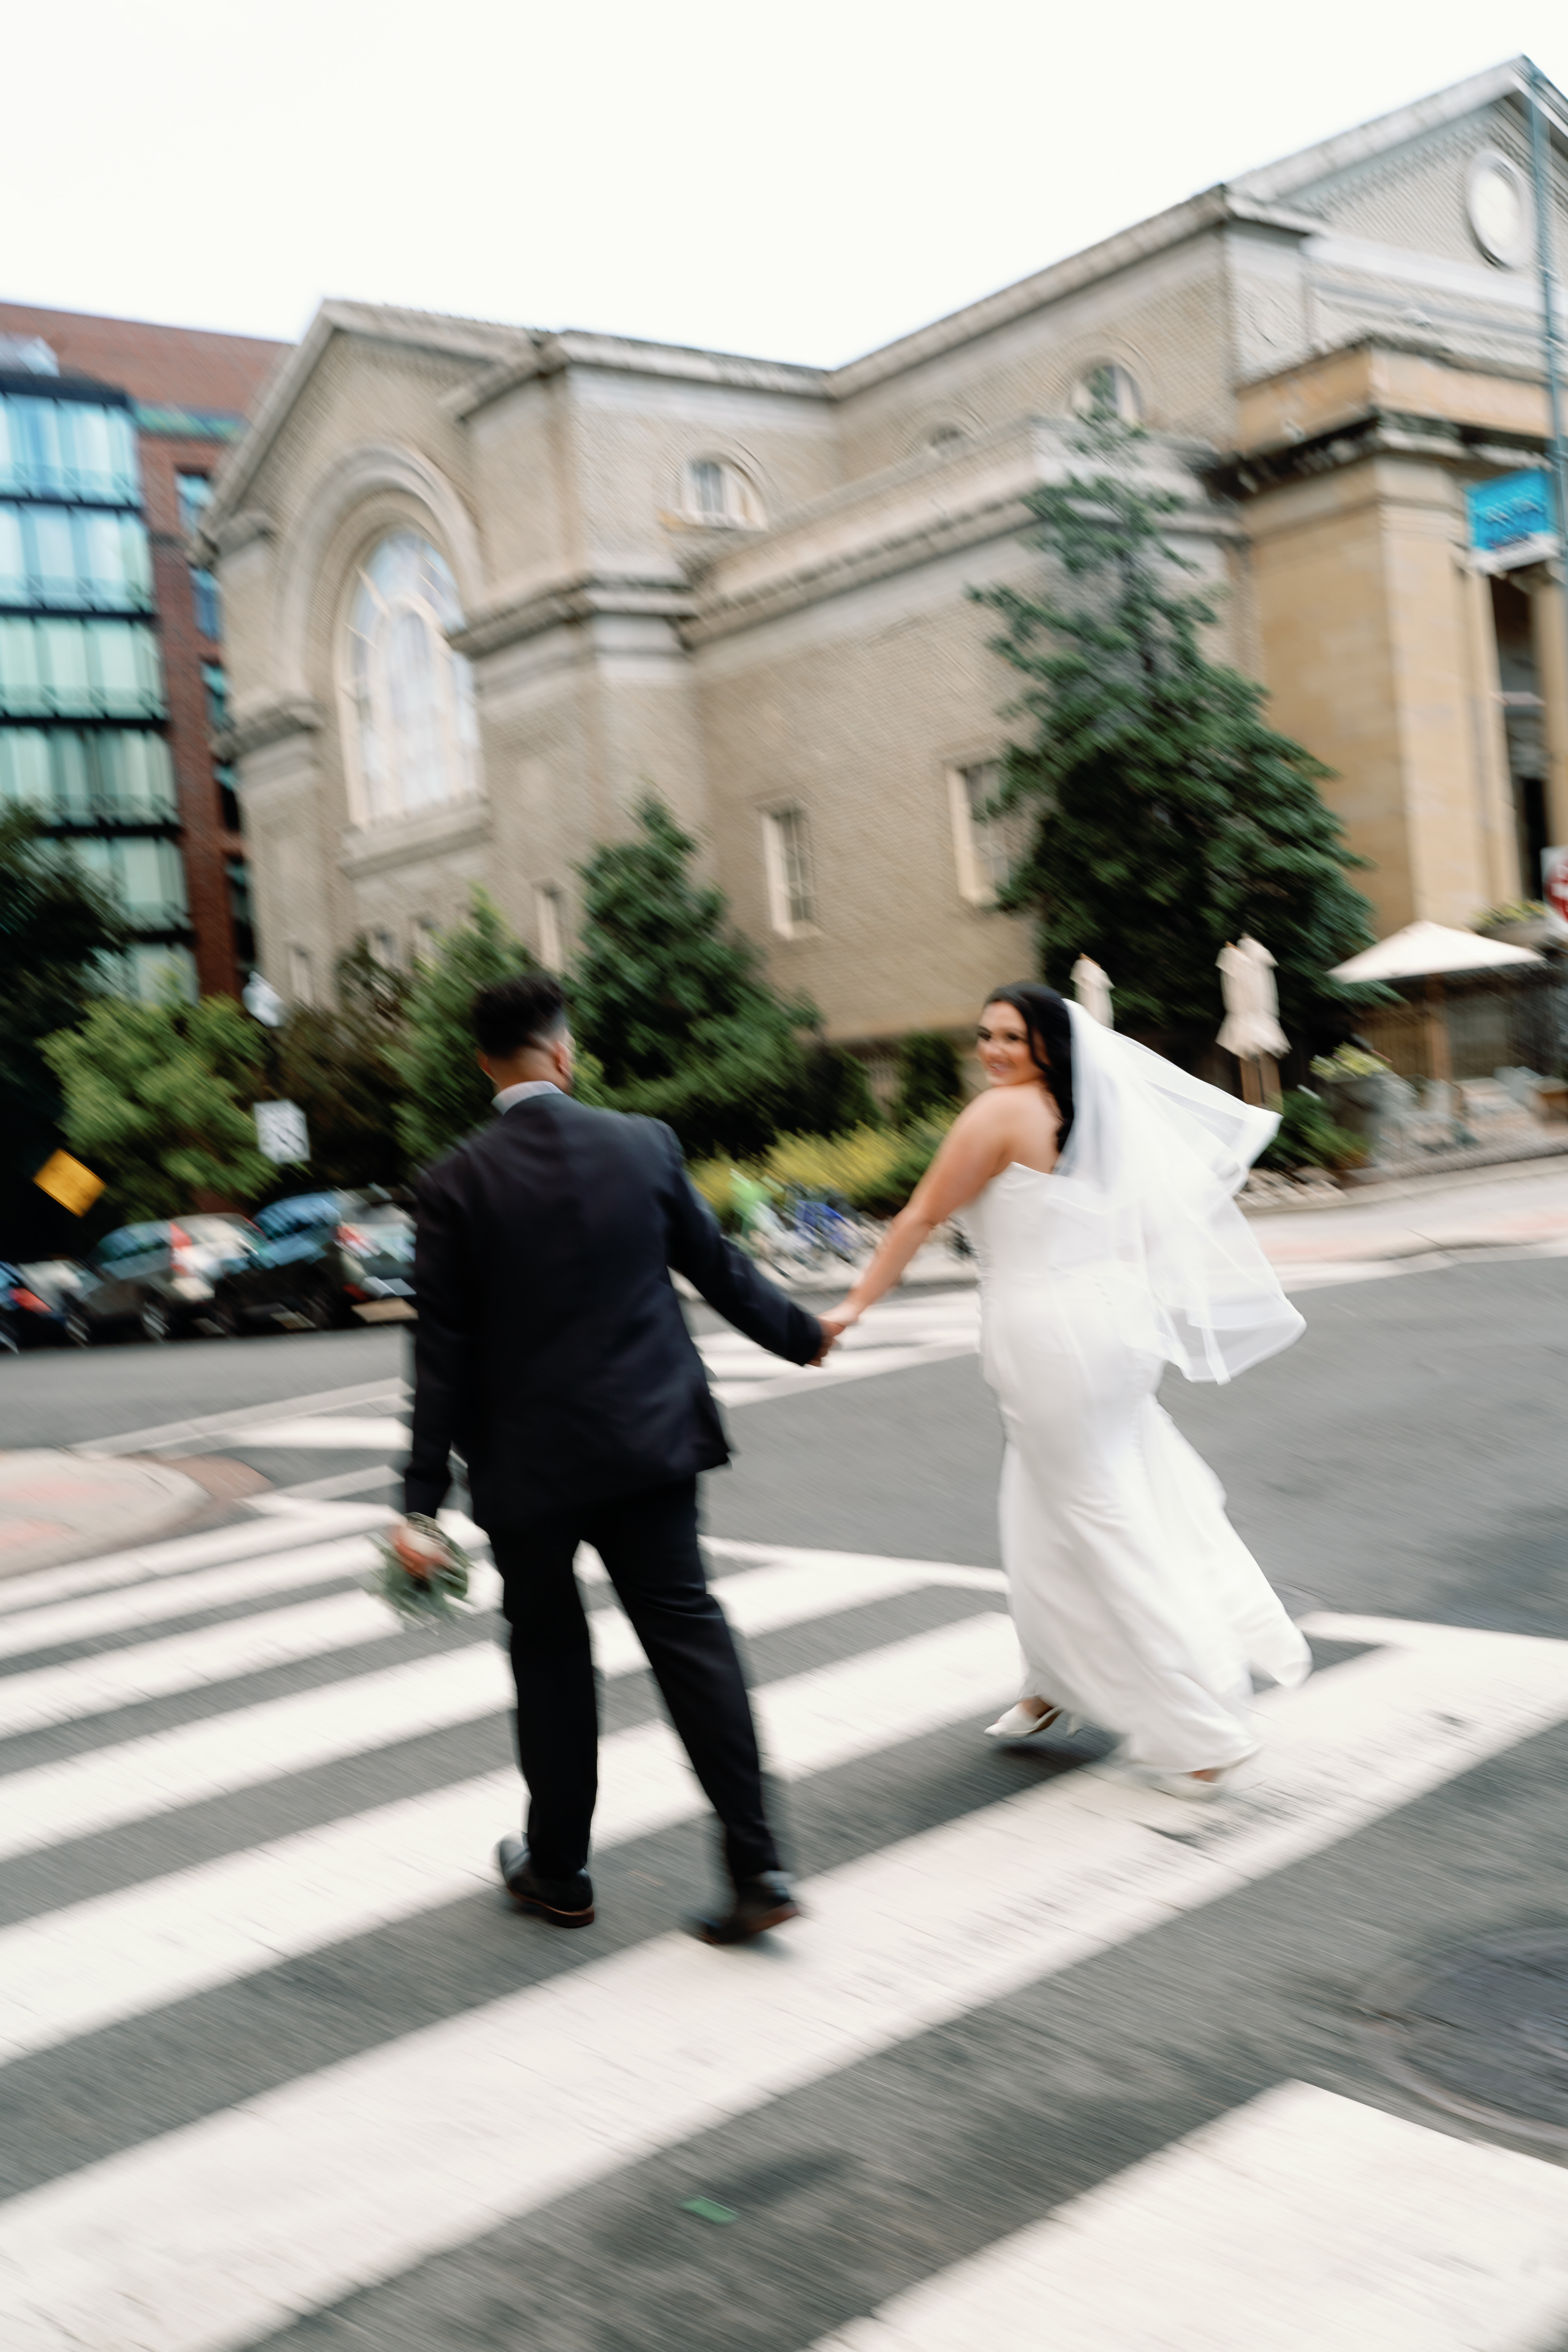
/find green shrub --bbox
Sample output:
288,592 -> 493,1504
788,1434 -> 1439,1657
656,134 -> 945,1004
893,1032 -> 963,1124
1258,1088 -> 1368,1174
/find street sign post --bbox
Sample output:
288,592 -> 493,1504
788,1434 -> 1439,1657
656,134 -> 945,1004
253,1100 -> 310,1165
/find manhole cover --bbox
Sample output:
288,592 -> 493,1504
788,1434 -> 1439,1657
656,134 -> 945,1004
1363,1932 -> 1568,2145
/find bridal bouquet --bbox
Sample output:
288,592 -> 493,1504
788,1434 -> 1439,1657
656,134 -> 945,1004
365,1514 -> 474,1625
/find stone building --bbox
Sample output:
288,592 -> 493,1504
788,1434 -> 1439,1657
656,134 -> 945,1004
205,58 -> 1568,1054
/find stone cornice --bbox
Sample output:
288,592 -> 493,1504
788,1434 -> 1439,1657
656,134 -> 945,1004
688,420 -> 1236,645
338,795 -> 490,880
446,331 -> 829,423
219,697 -> 323,761
828,193 -> 1320,401
204,299 -> 530,530
450,573 -> 698,658
202,507 -> 274,560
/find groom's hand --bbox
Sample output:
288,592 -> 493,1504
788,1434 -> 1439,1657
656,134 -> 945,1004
809,1313 -> 849,1365
390,1520 -> 443,1581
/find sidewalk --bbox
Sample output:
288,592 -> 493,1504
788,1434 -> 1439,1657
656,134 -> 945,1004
0,1450 -> 211,1580
1246,1154 -> 1568,1285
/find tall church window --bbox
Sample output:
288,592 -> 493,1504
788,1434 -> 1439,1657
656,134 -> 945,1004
339,530 -> 479,826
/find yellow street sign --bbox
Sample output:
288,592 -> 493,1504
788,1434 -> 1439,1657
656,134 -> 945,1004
33,1151 -> 106,1216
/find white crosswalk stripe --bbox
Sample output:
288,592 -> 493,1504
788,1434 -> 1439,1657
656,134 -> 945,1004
4,1485 -> 1568,2351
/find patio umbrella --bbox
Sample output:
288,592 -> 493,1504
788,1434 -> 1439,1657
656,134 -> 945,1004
1071,955 -> 1114,1027
1217,936 -> 1288,1103
1327,921 -> 1544,1085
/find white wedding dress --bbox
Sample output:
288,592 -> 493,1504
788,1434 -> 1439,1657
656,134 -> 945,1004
963,1008 -> 1312,1772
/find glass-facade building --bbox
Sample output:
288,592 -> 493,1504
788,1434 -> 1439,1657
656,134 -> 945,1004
0,355 -> 195,999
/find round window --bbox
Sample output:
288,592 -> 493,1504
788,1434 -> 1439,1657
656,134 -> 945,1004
1466,151 -> 1532,268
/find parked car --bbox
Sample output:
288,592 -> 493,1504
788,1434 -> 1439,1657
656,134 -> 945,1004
65,1216 -> 263,1345
215,1189 -> 416,1331
0,1259 -> 91,1351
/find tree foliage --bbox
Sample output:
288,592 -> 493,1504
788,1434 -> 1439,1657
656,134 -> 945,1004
269,938 -> 412,1193
0,809 -> 128,1213
390,891 -> 537,1169
44,985 -> 272,1220
571,796 -> 818,1157
970,408 -> 1376,1037
894,1031 -> 964,1125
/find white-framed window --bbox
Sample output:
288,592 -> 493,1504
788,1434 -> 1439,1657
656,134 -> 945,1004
685,457 -> 763,528
1072,362 -> 1142,424
289,944 -> 315,1005
534,883 -> 565,971
413,913 -> 441,961
949,761 -> 1020,906
338,530 -> 480,827
372,927 -> 398,968
762,807 -> 815,937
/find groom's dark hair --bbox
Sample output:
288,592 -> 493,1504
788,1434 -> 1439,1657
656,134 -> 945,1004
472,973 -> 568,1060
984,983 -> 1075,1150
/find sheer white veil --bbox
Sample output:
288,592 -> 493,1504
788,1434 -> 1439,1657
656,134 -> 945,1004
1051,1001 -> 1305,1383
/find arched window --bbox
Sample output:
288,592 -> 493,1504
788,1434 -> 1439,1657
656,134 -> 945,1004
1072,363 -> 1142,424
339,530 -> 479,824
684,457 -> 764,528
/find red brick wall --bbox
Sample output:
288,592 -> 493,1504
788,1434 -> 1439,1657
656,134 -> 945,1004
0,304 -> 289,998
0,302 -> 285,415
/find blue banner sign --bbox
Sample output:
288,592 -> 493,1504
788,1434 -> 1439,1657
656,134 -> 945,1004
1466,467 -> 1556,556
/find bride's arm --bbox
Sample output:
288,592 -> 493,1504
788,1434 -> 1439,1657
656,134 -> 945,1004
822,1099 -> 1014,1338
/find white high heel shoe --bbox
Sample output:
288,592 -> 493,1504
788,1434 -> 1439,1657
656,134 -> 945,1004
1143,1768 -> 1228,1801
985,1702 -> 1063,1742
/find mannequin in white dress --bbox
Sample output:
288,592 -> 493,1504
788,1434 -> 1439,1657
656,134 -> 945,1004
828,984 -> 1309,1797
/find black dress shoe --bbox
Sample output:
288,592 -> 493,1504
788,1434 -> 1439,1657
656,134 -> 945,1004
496,1837 -> 595,1926
691,1870 -> 800,1945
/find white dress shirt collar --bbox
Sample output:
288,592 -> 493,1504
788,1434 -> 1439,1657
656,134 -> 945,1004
492,1079 -> 563,1114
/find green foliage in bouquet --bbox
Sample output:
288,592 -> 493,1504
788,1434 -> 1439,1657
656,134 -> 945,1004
365,1517 -> 474,1625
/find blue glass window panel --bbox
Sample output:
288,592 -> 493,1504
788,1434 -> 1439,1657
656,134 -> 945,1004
0,618 -> 165,717
201,661 -> 228,730
190,566 -> 221,638
176,472 -> 212,534
0,396 -> 140,502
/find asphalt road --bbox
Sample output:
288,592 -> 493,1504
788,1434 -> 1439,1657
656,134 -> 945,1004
3,1257 -> 1568,2348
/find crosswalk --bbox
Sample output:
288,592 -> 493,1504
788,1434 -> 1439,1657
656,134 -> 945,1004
4,1493 -> 1568,2347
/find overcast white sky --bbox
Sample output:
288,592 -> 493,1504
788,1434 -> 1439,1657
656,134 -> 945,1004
6,2 -> 1568,367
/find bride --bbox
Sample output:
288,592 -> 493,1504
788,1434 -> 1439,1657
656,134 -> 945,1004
827,982 -> 1310,1797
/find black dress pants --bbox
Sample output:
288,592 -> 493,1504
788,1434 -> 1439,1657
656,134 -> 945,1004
488,1477 -> 780,1885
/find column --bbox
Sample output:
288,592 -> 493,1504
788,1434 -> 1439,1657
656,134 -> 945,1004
1459,559 -> 1521,906
1532,574 -> 1568,858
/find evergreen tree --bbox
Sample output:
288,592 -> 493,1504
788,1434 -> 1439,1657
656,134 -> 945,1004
390,891 -> 537,1169
44,984 -> 272,1220
0,812 -> 128,1249
572,796 -> 817,1157
269,939 -> 412,1193
970,408 -> 1375,1037
894,1032 -> 964,1125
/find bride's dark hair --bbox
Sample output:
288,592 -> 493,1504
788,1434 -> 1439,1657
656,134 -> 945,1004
983,983 -> 1075,1151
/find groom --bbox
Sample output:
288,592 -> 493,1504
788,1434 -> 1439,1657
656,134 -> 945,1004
395,973 -> 837,1942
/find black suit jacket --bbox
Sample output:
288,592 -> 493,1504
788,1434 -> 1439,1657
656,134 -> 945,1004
403,1091 -> 822,1525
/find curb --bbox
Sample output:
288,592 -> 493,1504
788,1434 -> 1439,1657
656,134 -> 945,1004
0,1450 -> 212,1582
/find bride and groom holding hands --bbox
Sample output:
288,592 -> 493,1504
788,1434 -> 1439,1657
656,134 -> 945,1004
395,968 -> 1308,1943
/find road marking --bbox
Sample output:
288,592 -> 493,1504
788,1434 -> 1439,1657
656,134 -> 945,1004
809,2082 -> 1568,2351
0,1504 -> 385,1621
71,1378 -> 408,1460
0,1612 -> 1017,2060
0,1550 -> 952,1846
4,1614 -> 1564,2351
0,1535 -> 387,1663
214,1415 -> 411,1451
